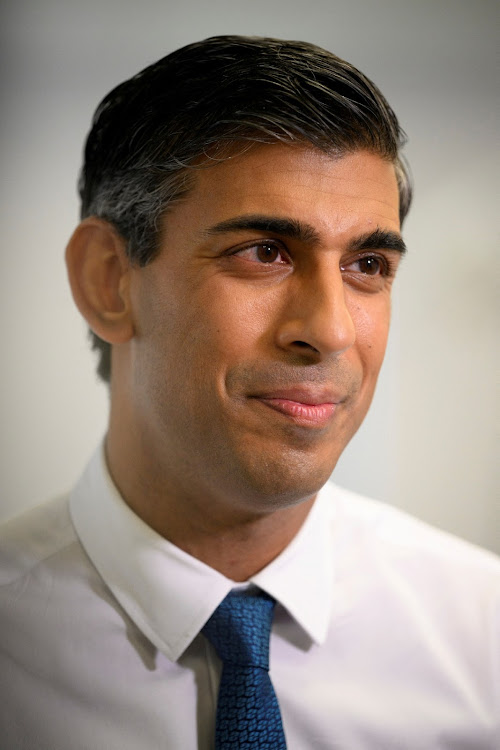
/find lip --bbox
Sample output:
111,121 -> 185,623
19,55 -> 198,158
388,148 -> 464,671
250,387 -> 342,427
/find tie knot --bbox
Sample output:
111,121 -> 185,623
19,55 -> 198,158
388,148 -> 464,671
202,589 -> 276,670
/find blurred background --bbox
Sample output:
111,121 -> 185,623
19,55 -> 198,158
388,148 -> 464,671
1,0 -> 498,553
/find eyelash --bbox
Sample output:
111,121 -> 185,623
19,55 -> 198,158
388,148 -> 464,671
229,240 -> 396,277
231,241 -> 290,265
341,254 -> 395,278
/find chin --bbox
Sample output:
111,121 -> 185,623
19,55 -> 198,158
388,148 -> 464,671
228,447 -> 339,513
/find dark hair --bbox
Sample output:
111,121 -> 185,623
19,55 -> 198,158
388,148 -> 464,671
79,35 -> 412,382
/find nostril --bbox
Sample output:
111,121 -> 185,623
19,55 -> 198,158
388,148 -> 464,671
292,340 -> 320,354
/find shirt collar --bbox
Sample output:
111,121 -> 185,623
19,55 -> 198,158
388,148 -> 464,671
70,443 -> 335,661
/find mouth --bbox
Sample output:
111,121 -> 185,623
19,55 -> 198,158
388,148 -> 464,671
250,387 -> 342,428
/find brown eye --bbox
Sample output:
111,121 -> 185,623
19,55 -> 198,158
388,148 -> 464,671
256,244 -> 280,263
357,256 -> 383,275
233,242 -> 288,265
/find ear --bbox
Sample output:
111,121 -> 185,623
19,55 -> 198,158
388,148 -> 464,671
65,217 -> 134,344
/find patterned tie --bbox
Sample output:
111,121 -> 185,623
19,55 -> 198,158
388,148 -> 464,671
202,588 -> 287,749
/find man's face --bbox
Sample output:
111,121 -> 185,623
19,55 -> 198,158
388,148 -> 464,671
126,145 -> 403,519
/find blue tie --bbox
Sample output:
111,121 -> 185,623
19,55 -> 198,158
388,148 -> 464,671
202,588 -> 287,749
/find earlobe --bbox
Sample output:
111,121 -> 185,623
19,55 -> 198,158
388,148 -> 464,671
65,217 -> 134,344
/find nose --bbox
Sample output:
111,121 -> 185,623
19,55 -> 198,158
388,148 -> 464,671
275,260 -> 356,358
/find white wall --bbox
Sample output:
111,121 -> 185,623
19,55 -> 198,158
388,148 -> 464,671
1,0 -> 498,553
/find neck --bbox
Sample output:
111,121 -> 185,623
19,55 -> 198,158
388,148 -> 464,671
171,504 -> 314,581
105,430 -> 315,581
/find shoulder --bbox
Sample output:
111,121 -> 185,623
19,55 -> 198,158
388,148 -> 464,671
320,484 -> 499,689
0,492 -> 116,661
325,481 -> 499,565
321,482 -> 500,605
0,495 -> 79,586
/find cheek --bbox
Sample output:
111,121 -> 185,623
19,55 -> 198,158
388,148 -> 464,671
350,294 -> 392,373
187,280 -> 278,363
133,268 -> 276,391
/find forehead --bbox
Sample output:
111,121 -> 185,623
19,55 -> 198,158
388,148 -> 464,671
164,144 -> 401,241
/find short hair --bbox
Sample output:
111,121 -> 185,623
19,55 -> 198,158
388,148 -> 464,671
79,35 -> 412,382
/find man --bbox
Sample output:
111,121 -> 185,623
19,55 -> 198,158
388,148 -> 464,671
1,36 -> 498,749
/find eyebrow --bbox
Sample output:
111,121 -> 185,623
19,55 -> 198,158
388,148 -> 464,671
204,214 -> 320,244
351,227 -> 407,255
203,214 -> 406,255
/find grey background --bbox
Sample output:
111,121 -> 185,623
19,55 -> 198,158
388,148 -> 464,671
1,0 -> 498,553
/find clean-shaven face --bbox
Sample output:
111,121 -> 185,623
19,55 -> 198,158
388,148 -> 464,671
126,145 -> 404,520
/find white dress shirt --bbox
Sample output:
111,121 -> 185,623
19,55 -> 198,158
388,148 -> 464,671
1,444 -> 499,749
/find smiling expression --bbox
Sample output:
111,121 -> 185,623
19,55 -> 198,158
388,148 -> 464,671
125,144 -> 404,520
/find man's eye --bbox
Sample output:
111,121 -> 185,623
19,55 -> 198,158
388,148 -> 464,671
234,243 -> 288,264
343,255 -> 387,276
